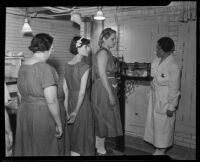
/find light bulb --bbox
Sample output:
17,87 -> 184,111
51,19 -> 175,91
94,9 -> 105,20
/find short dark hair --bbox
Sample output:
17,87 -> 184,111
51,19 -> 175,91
98,28 -> 116,47
29,33 -> 54,53
157,37 -> 175,53
70,36 -> 90,55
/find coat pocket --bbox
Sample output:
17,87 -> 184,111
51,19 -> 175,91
155,100 -> 168,115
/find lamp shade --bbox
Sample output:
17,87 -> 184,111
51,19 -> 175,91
21,18 -> 32,34
71,12 -> 81,25
94,9 -> 105,20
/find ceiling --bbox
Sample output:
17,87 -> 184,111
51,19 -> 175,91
18,7 -> 97,20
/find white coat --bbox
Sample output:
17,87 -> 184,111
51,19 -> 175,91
5,83 -> 11,104
144,54 -> 180,148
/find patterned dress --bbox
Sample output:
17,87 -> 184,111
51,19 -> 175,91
91,47 -> 123,138
64,60 -> 95,156
14,62 -> 66,156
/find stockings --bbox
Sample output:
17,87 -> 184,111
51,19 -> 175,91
96,136 -> 106,154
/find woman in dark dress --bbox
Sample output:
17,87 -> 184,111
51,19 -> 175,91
63,36 -> 95,156
91,28 -> 123,155
14,33 -> 63,156
5,83 -> 13,156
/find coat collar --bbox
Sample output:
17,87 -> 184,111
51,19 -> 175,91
157,54 -> 173,68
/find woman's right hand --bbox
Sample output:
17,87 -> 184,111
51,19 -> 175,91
67,111 -> 77,124
65,111 -> 70,122
109,93 -> 116,106
55,125 -> 63,139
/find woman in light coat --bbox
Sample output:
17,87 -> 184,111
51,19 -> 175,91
144,37 -> 180,155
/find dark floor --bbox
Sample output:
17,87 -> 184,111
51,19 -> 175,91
104,140 -> 173,161
7,109 -> 195,159
105,136 -> 195,159
105,139 -> 151,156
7,111 -> 155,158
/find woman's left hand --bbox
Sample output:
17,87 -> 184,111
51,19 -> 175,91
166,110 -> 174,117
6,131 -> 13,151
67,111 -> 77,124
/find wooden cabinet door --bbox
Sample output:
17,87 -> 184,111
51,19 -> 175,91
121,17 -> 169,137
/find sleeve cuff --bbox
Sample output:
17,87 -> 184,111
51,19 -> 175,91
168,107 -> 176,112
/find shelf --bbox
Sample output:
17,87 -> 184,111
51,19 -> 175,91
5,56 -> 24,59
5,77 -> 17,85
120,75 -> 153,81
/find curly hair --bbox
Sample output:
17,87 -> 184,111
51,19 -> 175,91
28,33 -> 54,53
70,36 -> 90,55
157,37 -> 175,53
98,28 -> 116,47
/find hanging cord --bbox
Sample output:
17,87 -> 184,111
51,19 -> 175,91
25,7 -> 28,19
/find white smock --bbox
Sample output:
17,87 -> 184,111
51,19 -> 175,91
144,55 -> 180,148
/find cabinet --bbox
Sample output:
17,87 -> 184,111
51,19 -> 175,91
5,56 -> 23,111
5,56 -> 23,79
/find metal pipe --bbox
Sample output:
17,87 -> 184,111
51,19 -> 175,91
42,7 -> 68,13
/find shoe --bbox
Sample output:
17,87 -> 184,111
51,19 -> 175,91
96,152 -> 107,156
95,148 -> 107,156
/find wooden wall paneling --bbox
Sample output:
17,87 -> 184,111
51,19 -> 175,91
122,18 -> 156,63
188,21 -> 196,125
176,23 -> 185,122
179,24 -> 189,124
6,13 -> 31,56
175,21 -> 196,135
182,23 -> 195,125
133,86 -> 150,127
6,7 -> 80,86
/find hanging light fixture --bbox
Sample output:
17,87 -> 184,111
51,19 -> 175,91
94,7 -> 105,20
21,7 -> 33,35
70,11 -> 82,25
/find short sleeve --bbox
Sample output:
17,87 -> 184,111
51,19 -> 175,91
79,63 -> 89,79
5,83 -> 11,104
38,63 -> 58,89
